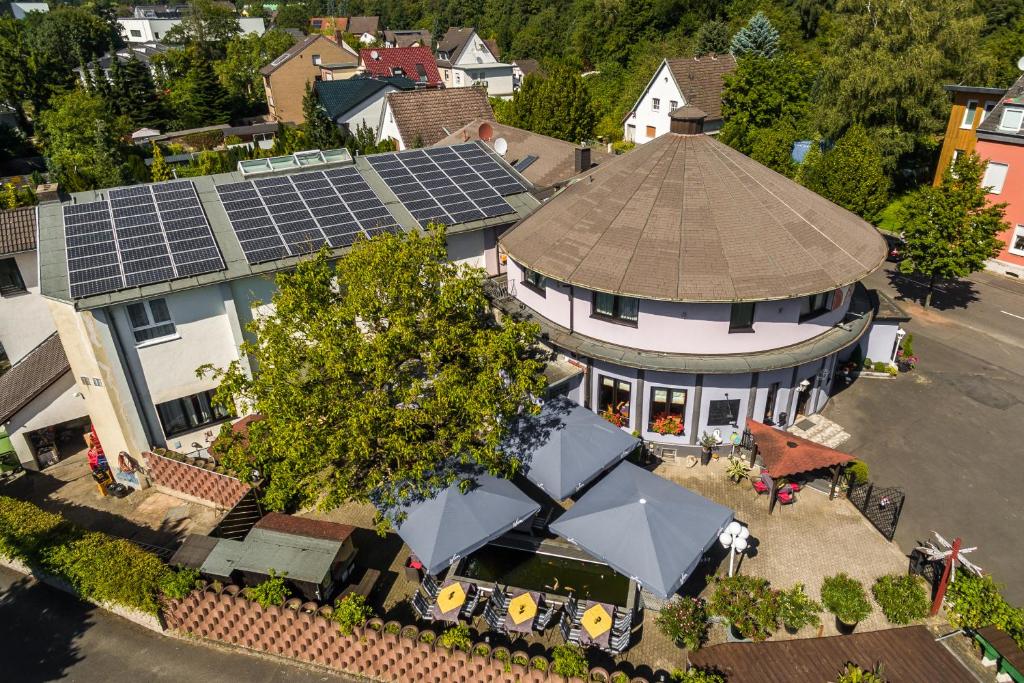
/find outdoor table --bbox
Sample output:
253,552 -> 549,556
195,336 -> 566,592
504,589 -> 541,634
431,579 -> 469,622
578,600 -> 613,649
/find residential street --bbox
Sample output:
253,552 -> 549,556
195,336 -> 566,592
826,263 -> 1024,604
0,566 -> 362,683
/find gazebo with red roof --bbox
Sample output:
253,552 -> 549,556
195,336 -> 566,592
744,418 -> 856,513
359,46 -> 441,86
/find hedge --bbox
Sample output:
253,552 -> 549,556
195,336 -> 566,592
0,496 -> 172,615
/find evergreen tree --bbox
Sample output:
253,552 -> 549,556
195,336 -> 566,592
303,82 -> 341,150
801,125 -> 890,222
730,12 -> 780,58
90,59 -> 110,100
150,143 -> 172,181
168,49 -> 230,129
898,153 -> 1006,307
110,57 -> 164,128
695,20 -> 731,56
506,68 -> 595,143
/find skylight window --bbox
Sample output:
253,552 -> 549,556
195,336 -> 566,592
999,107 -> 1024,132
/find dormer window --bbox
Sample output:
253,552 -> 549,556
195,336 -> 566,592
999,107 -> 1024,132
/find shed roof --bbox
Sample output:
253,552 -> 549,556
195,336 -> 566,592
0,206 -> 36,255
201,528 -> 344,584
359,46 -> 441,86
315,78 -> 394,120
255,512 -> 355,543
977,626 -> 1024,674
0,333 -> 70,424
385,88 -> 494,147
500,131 -> 887,302
746,418 -> 854,478
688,625 -> 972,683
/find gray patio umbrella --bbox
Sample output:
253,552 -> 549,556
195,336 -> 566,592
549,462 -> 734,598
504,396 -> 640,500
388,472 -> 542,576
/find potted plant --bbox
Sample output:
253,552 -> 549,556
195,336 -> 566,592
610,673 -> 630,683
530,655 -> 550,673
491,646 -> 511,672
655,597 -> 709,650
551,644 -> 589,680
332,593 -> 374,635
708,575 -> 779,642
438,622 -> 471,652
418,629 -> 436,645
725,457 -> 751,484
871,574 -> 929,625
473,642 -> 491,659
511,651 -> 530,674
821,573 -> 871,634
777,583 -> 821,634
652,414 -> 684,436
698,432 -> 718,465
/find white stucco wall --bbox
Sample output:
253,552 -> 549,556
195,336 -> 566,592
454,65 -> 514,98
446,230 -> 487,269
7,372 -> 88,467
858,319 -> 901,366
338,87 -> 395,136
623,62 -> 685,144
0,250 -> 58,363
377,100 -> 403,148
118,16 -> 264,42
506,260 -> 852,355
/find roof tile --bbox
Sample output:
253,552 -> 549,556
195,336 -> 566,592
385,88 -> 494,147
665,54 -> 737,122
359,46 -> 441,86
0,206 -> 36,255
0,333 -> 70,424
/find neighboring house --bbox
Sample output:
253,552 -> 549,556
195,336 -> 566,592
435,119 -> 610,197
309,16 -> 347,35
9,2 -> 49,19
435,27 -> 514,98
378,87 -> 494,149
383,29 -> 431,48
358,46 -> 441,87
622,54 -> 736,143
315,76 -> 413,136
75,42 -> 171,84
118,5 -> 265,43
34,145 -> 537,480
261,34 -> 359,123
497,108 -> 892,451
346,15 -> 379,44
933,84 -> 1005,186
0,204 -> 90,470
974,72 -> 1024,278
511,58 -> 539,90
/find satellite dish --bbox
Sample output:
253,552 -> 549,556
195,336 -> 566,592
371,50 -> 380,61
477,121 -> 494,141
494,137 -> 508,156
1017,55 -> 1024,71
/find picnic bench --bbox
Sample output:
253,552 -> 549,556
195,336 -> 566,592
341,568 -> 381,599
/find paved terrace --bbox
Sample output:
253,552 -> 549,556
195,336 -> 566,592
301,454 -> 911,675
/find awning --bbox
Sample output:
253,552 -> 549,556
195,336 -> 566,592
745,418 -> 855,478
505,396 -> 639,500
387,472 -> 541,576
550,462 -> 733,598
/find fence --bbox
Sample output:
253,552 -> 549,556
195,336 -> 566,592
847,480 -> 905,542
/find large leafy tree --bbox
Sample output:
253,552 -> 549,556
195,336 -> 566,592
730,12 -> 780,58
108,57 -> 166,129
505,67 -> 595,143
720,55 -> 815,155
215,30 -> 296,108
163,0 -> 242,57
203,227 -> 546,512
166,48 -> 231,129
801,125 -> 890,222
36,89 -> 129,191
898,154 -> 1007,307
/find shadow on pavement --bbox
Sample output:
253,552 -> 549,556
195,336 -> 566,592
886,271 -> 979,310
0,573 -> 92,682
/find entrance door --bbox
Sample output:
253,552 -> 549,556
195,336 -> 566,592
795,380 -> 813,417
762,382 -> 779,425
625,124 -> 636,142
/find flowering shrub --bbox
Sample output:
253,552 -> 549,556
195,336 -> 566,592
656,597 -> 710,650
652,414 -> 684,436
601,403 -> 629,428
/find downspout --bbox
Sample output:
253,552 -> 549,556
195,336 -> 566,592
568,284 -> 574,334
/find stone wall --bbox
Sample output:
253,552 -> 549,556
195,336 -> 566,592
144,452 -> 250,509
163,588 -> 651,682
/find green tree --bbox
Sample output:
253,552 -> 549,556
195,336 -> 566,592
0,18 -> 32,127
801,125 -> 890,221
506,66 -> 595,143
304,82 -> 341,150
201,227 -> 546,512
720,55 -> 815,155
215,30 -> 295,107
109,57 -> 165,128
695,20 -> 731,56
3,183 -> 17,209
37,89 -> 129,191
166,49 -> 231,129
750,124 -> 798,177
150,144 -> 172,181
163,0 -> 242,57
899,153 -> 1006,307
274,3 -> 311,32
730,12 -> 779,58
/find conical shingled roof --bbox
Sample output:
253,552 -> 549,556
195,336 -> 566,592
501,133 -> 887,302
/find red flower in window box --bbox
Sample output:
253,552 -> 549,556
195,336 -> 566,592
651,414 -> 684,436
600,403 -> 629,428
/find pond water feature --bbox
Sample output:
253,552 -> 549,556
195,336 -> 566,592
458,544 -> 629,605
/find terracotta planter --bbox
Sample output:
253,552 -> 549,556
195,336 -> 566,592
317,605 -> 334,619
589,666 -> 611,681
529,655 -> 549,674
221,584 -> 242,597
400,625 -> 419,642
382,620 -> 402,641
491,646 -> 511,671
511,650 -> 530,674
835,616 -> 857,635
366,617 -> 385,632
472,643 -> 492,660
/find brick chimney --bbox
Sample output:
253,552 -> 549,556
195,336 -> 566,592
574,146 -> 591,173
669,106 -> 707,135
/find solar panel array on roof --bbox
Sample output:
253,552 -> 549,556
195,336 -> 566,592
367,142 -> 527,228
63,181 -> 224,299
216,168 -> 401,265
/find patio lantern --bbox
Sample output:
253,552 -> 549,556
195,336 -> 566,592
719,521 -> 750,577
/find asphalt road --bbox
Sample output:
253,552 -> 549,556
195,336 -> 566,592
826,264 -> 1024,604
0,566 -> 362,683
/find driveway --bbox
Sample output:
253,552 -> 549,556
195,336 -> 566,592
825,264 -> 1024,604
0,566 -> 364,683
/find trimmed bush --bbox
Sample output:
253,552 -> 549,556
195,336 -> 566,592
821,574 -> 871,625
551,643 -> 589,679
835,663 -> 885,682
777,583 -> 821,631
871,575 -> 929,624
159,566 -> 201,600
333,593 -> 374,635
244,570 -> 289,608
656,597 -> 710,650
0,496 -> 170,615
708,575 -> 780,641
846,460 -> 869,485
671,668 -> 727,682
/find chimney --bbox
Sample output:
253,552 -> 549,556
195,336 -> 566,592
669,106 -> 707,135
35,183 -> 60,203
574,146 -> 591,173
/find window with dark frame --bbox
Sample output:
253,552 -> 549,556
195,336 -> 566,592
762,382 -> 780,424
707,399 -> 740,426
597,375 -> 631,417
126,298 -> 176,343
522,268 -> 546,295
155,389 -> 233,438
648,386 -> 686,431
799,291 -> 832,321
592,292 -> 639,324
729,302 -> 755,332
0,258 -> 26,296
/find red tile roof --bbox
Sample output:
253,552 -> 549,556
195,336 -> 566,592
255,512 -> 356,543
746,418 -> 855,479
359,46 -> 441,86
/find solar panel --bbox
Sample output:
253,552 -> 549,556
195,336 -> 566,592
63,181 -> 224,299
367,143 -> 526,228
217,169 -> 401,265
